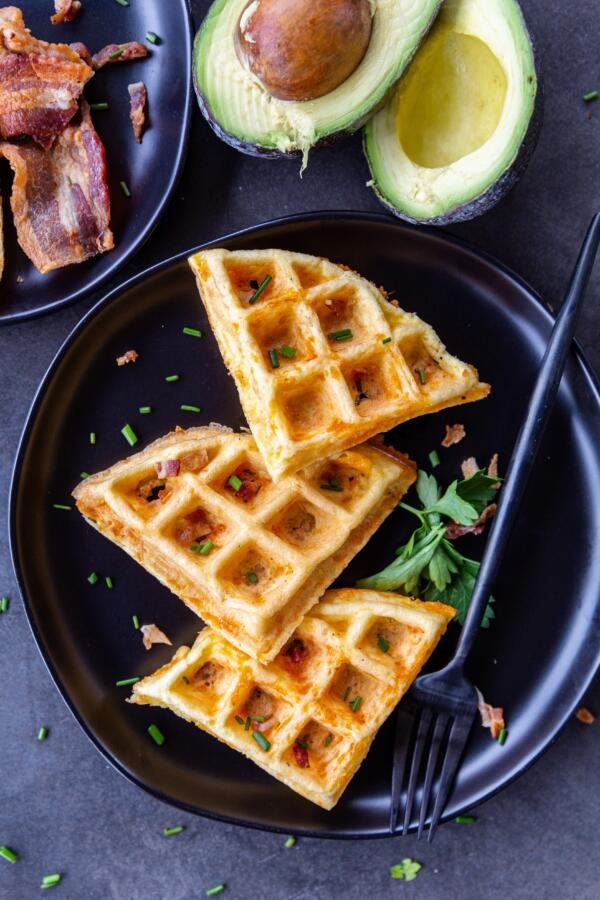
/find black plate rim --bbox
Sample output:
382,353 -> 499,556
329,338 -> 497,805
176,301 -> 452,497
9,209 -> 600,838
0,0 -> 194,327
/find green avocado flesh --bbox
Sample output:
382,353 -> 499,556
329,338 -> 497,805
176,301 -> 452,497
364,0 -> 538,223
194,0 -> 442,160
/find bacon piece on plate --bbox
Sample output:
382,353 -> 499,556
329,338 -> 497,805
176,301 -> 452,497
0,6 -> 93,148
475,688 -> 505,740
92,41 -> 147,70
128,81 -> 147,143
51,0 -> 81,25
69,40 -> 92,66
1,100 -> 114,273
116,349 -> 138,366
441,423 -> 466,448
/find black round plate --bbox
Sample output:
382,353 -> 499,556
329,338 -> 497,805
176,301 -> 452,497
0,0 -> 192,324
10,213 -> 600,837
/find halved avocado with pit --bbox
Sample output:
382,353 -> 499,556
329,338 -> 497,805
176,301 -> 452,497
364,0 -> 542,224
193,0 -> 443,161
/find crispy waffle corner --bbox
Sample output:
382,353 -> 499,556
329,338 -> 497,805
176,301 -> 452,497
129,588 -> 456,810
73,427 -> 416,662
189,248 -> 490,481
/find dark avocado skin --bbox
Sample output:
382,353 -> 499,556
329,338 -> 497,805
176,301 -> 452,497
192,0 -> 443,160
365,7 -> 544,226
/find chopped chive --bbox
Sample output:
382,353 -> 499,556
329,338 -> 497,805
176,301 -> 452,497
163,826 -> 184,837
455,815 -> 476,824
323,733 -> 333,747
377,634 -> 390,653
148,724 -> 165,746
146,31 -> 161,45
284,836 -> 296,848
120,180 -> 131,197
382,336 -> 392,345
181,675 -> 189,684
132,615 -> 140,629
87,572 -> 98,585
0,597 -> 9,613
41,873 -> 61,888
206,886 -> 225,897
245,571 -> 258,585
280,345 -> 296,359
583,90 -> 599,102
320,479 -> 343,492
235,715 -> 245,726
110,48 -> 124,60
90,431 -> 96,444
417,368 -> 427,385
182,327 -> 202,338
165,374 -> 179,383
121,424 -> 138,446
295,738 -> 308,749
190,541 -> 213,555
80,472 -> 90,479
343,686 -> 350,702
327,329 -> 353,342
497,728 -> 508,746
249,715 -> 265,722
252,730 -> 271,751
38,726 -> 48,741
0,846 -> 17,863
113,0 -> 129,5
428,450 -> 440,468
180,404 -> 202,413
139,406 -> 152,415
350,696 -> 363,713
52,504 -> 71,511
244,717 -> 251,731
248,274 -> 272,305
228,474 -> 242,492
116,677 -> 140,687
105,576 -> 113,589
90,102 -> 109,111
268,349 -> 280,369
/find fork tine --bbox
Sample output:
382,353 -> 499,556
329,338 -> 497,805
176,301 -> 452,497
389,703 -> 417,834
416,713 -> 450,840
401,706 -> 433,835
426,712 -> 475,842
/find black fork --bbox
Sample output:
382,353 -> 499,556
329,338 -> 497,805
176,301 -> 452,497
389,212 -> 600,842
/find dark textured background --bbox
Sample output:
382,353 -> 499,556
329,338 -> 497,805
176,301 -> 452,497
1,1 -> 600,897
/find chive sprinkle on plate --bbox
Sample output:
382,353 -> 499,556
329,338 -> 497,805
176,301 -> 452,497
180,404 -> 201,413
90,101 -> 109,111
113,0 -> 129,6
119,180 -> 131,198
0,846 -> 18,864
182,326 -> 202,338
132,615 -> 140,630
139,406 -> 152,415
52,503 -> 71,511
121,423 -> 138,446
455,815 -> 476,824
38,726 -> 49,741
284,836 -> 296,848
116,677 -> 140,687
206,885 -> 225,897
163,826 -> 184,836
80,471 -> 90,479
0,596 -> 9,613
429,450 -> 440,468
146,31 -> 161,44
87,572 -> 98,585
90,431 -> 96,445
105,576 -> 114,589
583,90 -> 599,102
148,724 -> 165,746
165,374 -> 179,383
41,873 -> 61,889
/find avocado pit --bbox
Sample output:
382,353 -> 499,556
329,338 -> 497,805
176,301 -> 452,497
236,0 -> 373,102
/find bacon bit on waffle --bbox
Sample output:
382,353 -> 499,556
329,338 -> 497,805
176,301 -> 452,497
461,456 -> 479,479
445,503 -> 497,541
285,638 -> 306,663
92,41 -> 148,70
324,298 -> 346,318
154,459 -> 180,479
475,688 -> 505,740
116,349 -> 138,366
442,424 -> 466,448
180,449 -> 209,473
51,0 -> 81,25
226,465 -> 263,503
576,707 -> 595,725
141,623 -> 172,651
293,743 -> 310,768
128,81 -> 147,143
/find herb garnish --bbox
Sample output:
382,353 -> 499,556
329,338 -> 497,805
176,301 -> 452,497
377,635 -> 390,653
248,274 -> 272,305
327,329 -> 353,342
357,468 -> 501,627
390,859 -> 422,881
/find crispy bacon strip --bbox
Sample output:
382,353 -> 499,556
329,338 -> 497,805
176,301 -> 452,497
51,0 -> 81,25
1,100 -> 113,273
92,41 -> 147,70
0,6 -> 93,148
128,81 -> 147,143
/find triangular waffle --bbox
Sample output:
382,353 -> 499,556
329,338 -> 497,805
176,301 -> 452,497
129,588 -> 455,810
73,427 -> 416,662
189,249 -> 490,480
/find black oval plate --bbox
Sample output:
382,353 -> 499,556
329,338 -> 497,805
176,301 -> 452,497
0,0 -> 192,324
10,213 -> 600,837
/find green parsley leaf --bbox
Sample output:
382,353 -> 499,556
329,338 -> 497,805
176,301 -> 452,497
424,542 -> 495,627
428,544 -> 459,592
357,525 -> 445,592
456,470 -> 501,514
416,469 -> 440,510
390,858 -> 422,881
424,480 -> 479,526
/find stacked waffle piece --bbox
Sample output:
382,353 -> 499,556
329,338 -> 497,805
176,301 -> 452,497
73,249 -> 489,808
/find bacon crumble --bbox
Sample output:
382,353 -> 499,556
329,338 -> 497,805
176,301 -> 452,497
442,423 -> 466,448
293,743 -> 310,768
141,623 -> 172,651
116,349 -> 138,366
128,81 -> 147,143
51,0 -> 81,25
92,41 -> 148,70
445,503 -> 497,541
576,707 -> 595,725
476,688 -> 505,740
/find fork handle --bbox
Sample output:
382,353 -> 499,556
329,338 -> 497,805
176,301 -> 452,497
453,212 -> 600,665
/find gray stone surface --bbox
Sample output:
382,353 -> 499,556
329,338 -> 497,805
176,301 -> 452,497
1,1 -> 600,897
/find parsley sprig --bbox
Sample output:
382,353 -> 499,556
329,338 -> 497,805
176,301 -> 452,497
357,469 -> 501,627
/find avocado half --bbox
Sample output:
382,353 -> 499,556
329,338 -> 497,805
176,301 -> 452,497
193,0 -> 443,161
364,0 -> 542,225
